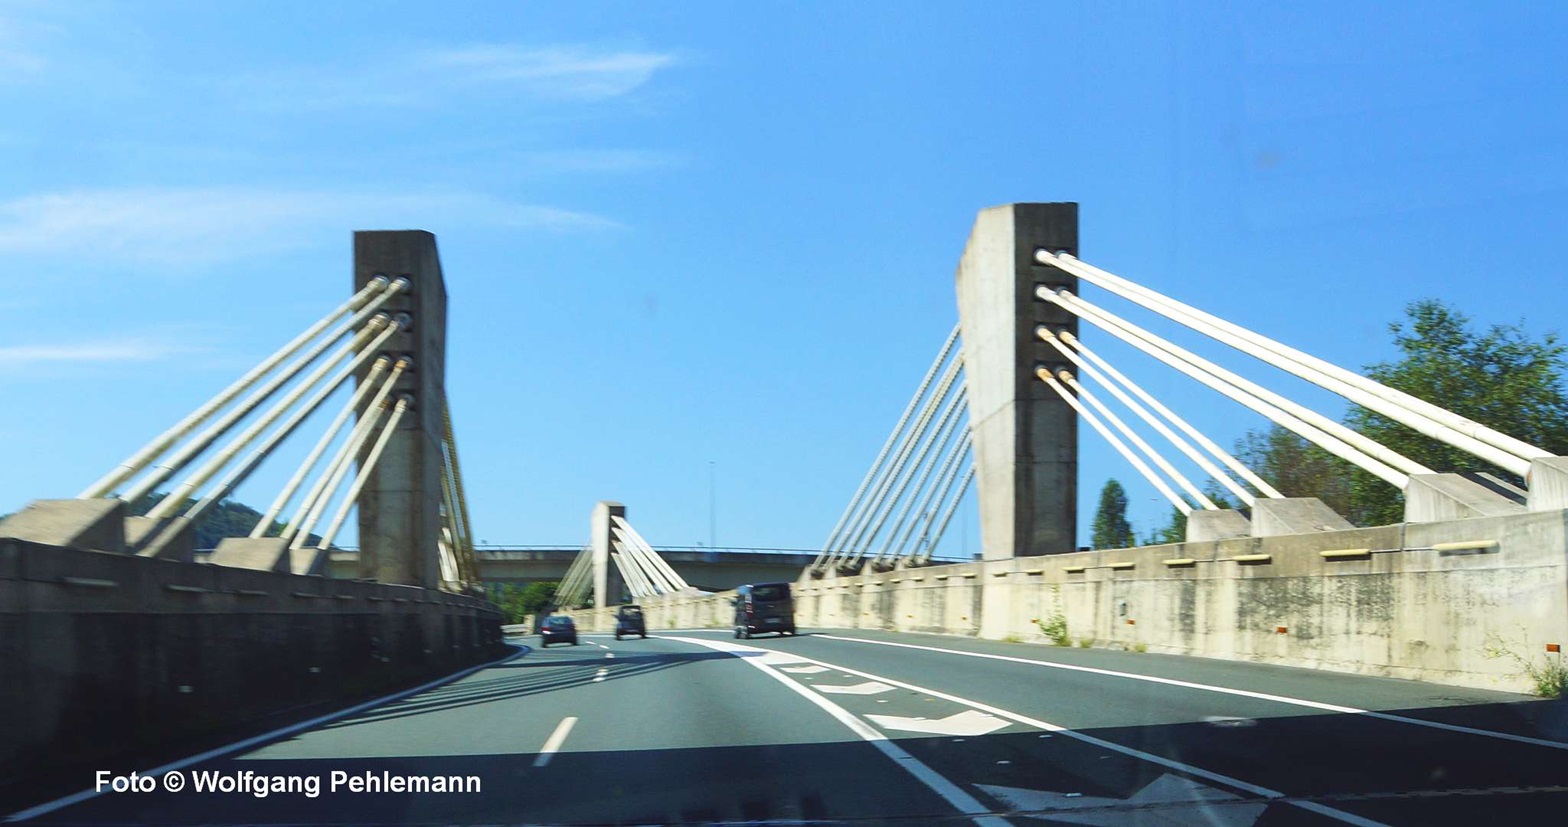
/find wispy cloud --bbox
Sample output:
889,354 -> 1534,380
421,45 -> 676,99
0,335 -> 201,369
235,42 -> 677,112
0,187 -> 616,267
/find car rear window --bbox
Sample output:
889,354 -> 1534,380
752,584 -> 789,601
546,617 -> 572,627
621,608 -> 642,617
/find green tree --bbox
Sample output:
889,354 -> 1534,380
1344,300 -> 1568,524
1234,300 -> 1568,527
1235,425 -> 1361,520
1090,479 -> 1135,549
1143,505 -> 1187,546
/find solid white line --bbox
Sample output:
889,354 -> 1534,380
2,645 -> 528,824
677,637 -> 1385,827
532,716 -> 579,768
670,637 -> 1010,827
815,634 -> 1568,752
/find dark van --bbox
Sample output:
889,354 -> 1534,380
732,582 -> 795,638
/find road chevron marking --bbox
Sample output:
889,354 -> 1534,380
669,637 -> 1010,827
782,665 -> 830,674
815,634 -> 1568,752
668,636 -> 1387,827
867,710 -> 1008,736
978,773 -> 1266,825
816,680 -> 895,696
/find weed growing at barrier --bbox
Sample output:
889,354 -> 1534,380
1484,633 -> 1568,698
1076,637 -> 1095,648
1037,585 -> 1070,646
1132,642 -> 1149,654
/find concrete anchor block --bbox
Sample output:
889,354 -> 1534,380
1527,457 -> 1568,512
208,537 -> 291,573
1186,509 -> 1252,542
291,545 -> 330,576
1405,473 -> 1526,523
0,499 -> 127,553
1251,498 -> 1354,536
125,516 -> 196,562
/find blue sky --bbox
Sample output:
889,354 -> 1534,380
2,1 -> 1566,553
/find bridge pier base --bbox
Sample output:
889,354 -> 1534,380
1527,457 -> 1568,512
1404,473 -> 1526,522
0,499 -> 125,553
1250,498 -> 1355,536
209,537 -> 292,573
1185,509 -> 1251,542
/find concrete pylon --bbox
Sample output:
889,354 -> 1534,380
956,203 -> 1079,558
352,232 -> 446,588
591,501 -> 627,609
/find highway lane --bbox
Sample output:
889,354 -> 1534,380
11,627 -> 1568,825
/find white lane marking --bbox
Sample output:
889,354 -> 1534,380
670,637 -> 1010,827
605,652 -> 615,659
594,667 -> 609,683
815,680 -> 895,696
782,665 -> 830,674
815,634 -> 1568,753
3,644 -> 528,824
533,716 -> 579,768
867,710 -> 1009,737
676,637 -> 1384,827
594,642 -> 609,650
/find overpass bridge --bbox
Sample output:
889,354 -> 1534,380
328,546 -> 833,591
6,204 -> 1568,825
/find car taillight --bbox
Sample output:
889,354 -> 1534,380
745,604 -> 753,616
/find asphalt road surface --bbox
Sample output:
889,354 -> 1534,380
10,627 -> 1568,825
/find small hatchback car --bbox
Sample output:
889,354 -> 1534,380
615,604 -> 647,640
539,615 -> 578,647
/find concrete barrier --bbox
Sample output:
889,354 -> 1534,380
0,538 -> 507,789
569,510 -> 1568,694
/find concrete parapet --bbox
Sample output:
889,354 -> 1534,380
1185,509 -> 1251,542
1527,457 -> 1568,512
208,537 -> 291,573
0,499 -> 126,553
1251,498 -> 1354,536
1,537 -> 505,795
1405,473 -> 1527,522
593,507 -> 1567,694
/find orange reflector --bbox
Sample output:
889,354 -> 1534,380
1549,643 -> 1562,653
1126,619 -> 1136,626
1277,626 -> 1288,634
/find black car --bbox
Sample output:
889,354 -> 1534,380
539,616 -> 578,647
614,605 -> 647,640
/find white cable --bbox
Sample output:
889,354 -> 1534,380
78,277 -> 398,499
1058,371 -> 1217,510
871,387 -> 970,566
816,325 -> 961,569
889,426 -> 972,561
285,364 -> 406,547
917,466 -> 975,564
314,396 -> 410,551
1040,251 -> 1550,467
185,322 -> 403,523
1055,329 -> 1281,500
1042,288 -> 1415,488
1040,370 -> 1193,515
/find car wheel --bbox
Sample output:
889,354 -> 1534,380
732,626 -> 740,639
641,633 -> 647,639
614,633 -> 620,640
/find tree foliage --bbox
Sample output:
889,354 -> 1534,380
1090,479 -> 1135,550
489,581 -> 559,624
1238,299 -> 1568,527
